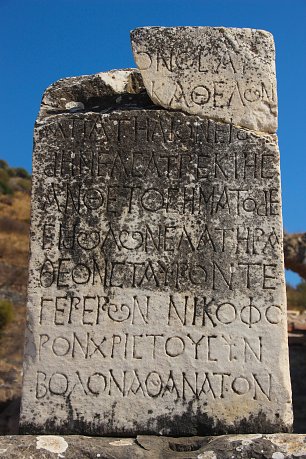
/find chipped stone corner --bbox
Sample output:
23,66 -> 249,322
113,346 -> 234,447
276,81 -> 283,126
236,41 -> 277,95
38,68 -> 149,121
130,26 -> 278,134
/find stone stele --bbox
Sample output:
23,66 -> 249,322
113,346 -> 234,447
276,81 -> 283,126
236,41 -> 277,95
20,30 -> 292,436
131,27 -> 277,133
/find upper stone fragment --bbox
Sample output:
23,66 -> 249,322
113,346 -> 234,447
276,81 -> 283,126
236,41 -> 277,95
131,27 -> 277,133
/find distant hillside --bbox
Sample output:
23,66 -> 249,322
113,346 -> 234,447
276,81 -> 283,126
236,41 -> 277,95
0,160 -> 31,195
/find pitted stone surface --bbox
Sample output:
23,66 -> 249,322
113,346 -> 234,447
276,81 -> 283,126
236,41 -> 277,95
131,27 -> 277,133
1,435 -> 306,458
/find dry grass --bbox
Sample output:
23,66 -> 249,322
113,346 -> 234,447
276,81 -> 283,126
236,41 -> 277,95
0,192 -> 30,223
0,233 -> 29,269
0,192 -> 30,269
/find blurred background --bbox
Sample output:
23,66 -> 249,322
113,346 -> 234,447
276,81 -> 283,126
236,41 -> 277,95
0,0 -> 305,433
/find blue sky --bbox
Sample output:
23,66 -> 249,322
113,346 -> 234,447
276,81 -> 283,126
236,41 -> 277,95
0,0 -> 305,284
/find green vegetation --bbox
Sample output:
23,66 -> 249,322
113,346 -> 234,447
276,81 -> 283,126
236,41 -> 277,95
0,160 -> 31,195
287,281 -> 306,311
0,299 -> 14,331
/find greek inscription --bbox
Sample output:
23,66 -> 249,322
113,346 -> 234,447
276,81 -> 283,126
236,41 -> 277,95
167,295 -> 282,328
42,144 -> 276,181
42,183 -> 280,217
151,80 -> 275,112
48,222 -> 281,256
38,258 -> 280,292
35,369 -> 273,401
41,116 -> 250,157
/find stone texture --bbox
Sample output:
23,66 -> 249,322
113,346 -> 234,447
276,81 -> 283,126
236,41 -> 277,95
131,27 -> 277,133
1,435 -> 306,458
19,67 -> 292,435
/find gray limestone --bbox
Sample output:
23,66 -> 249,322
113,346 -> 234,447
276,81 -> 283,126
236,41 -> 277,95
20,28 -> 292,436
131,27 -> 277,133
1,434 -> 306,458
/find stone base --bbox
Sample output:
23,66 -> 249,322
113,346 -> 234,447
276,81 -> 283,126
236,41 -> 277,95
0,434 -> 305,458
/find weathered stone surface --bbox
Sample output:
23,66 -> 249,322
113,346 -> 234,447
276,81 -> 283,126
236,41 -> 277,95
131,27 -> 277,133
19,66 -> 292,435
1,435 -> 306,458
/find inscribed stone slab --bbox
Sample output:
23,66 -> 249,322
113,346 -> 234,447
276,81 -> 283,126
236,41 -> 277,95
131,27 -> 277,133
19,68 -> 292,434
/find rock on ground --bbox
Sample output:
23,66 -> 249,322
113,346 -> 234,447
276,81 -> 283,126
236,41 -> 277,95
0,434 -> 305,458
